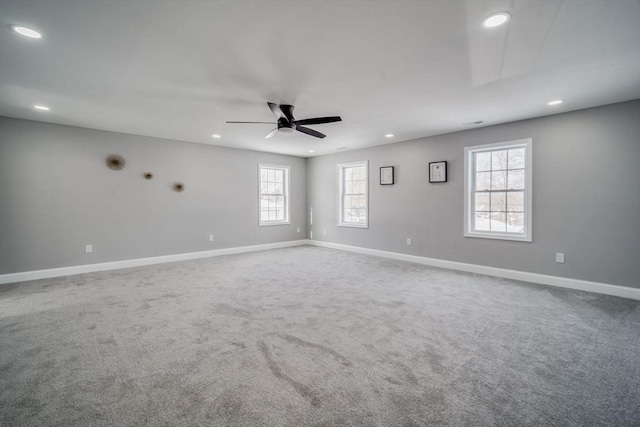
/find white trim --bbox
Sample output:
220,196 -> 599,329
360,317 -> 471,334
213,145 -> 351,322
464,138 -> 533,242
0,240 -> 310,285
258,163 -> 290,226
337,160 -> 369,228
3,239 -> 637,300
308,241 -> 640,301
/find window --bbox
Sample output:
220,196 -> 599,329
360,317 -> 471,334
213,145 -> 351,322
338,161 -> 368,228
259,164 -> 289,226
464,139 -> 532,241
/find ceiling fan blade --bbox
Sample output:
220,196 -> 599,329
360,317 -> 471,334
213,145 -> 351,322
226,121 -> 276,124
265,128 -> 278,139
268,102 -> 284,120
296,126 -> 326,139
294,116 -> 342,126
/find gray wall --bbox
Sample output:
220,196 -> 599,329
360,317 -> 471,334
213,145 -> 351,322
308,100 -> 640,289
0,117 -> 307,274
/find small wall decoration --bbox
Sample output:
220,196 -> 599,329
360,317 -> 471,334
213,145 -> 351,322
144,172 -> 154,180
380,166 -> 395,185
429,161 -> 447,183
173,182 -> 185,192
105,154 -> 126,171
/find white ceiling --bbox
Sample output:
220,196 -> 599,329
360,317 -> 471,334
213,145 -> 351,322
1,0 -> 639,158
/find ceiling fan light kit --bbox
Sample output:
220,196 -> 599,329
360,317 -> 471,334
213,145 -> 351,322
227,102 -> 341,139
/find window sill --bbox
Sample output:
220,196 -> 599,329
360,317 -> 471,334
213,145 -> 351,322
464,231 -> 531,242
259,221 -> 291,227
338,222 -> 369,229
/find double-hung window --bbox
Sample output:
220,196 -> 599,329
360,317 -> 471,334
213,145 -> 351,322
259,164 -> 289,226
464,139 -> 532,241
338,161 -> 368,228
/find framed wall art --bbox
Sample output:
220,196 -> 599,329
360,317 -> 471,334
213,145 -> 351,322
380,166 -> 394,185
429,161 -> 447,183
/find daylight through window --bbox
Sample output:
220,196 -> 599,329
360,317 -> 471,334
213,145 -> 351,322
338,161 -> 368,228
259,164 -> 289,226
464,139 -> 532,241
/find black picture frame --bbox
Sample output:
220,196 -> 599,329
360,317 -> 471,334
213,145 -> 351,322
380,166 -> 394,185
429,161 -> 447,183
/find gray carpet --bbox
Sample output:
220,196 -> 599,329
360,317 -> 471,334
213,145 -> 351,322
1,245 -> 638,426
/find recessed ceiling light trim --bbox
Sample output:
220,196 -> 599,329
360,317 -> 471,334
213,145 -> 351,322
211,134 -> 221,138
482,13 -> 510,28
12,25 -> 42,39
385,134 -> 394,138
33,105 -> 50,111
547,100 -> 564,106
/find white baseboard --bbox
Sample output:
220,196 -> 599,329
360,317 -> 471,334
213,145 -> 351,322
309,240 -> 640,301
0,240 -> 311,285
3,239 -> 638,300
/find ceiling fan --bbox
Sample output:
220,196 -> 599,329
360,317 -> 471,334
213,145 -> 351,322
226,102 -> 342,139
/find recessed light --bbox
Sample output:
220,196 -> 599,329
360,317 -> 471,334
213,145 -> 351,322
547,100 -> 564,106
211,134 -> 221,138
385,134 -> 394,138
482,13 -> 510,28
33,105 -> 50,111
308,150 -> 315,153
12,26 -> 42,39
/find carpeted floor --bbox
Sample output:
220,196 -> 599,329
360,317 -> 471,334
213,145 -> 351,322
1,245 -> 638,426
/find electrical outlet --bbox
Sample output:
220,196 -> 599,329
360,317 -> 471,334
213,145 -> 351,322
208,235 -> 214,242
406,238 -> 412,246
85,244 -> 93,254
556,253 -> 565,263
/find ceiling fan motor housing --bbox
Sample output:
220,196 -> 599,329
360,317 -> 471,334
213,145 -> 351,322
278,118 -> 296,132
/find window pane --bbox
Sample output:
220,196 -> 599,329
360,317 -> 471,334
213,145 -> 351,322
260,195 -> 268,209
344,195 -> 352,209
476,152 -> 491,172
507,213 -> 524,233
276,209 -> 284,221
490,192 -> 506,211
475,212 -> 491,231
345,168 -> 353,181
475,172 -> 491,191
352,167 -> 361,180
261,211 -> 269,221
491,150 -> 508,170
491,170 -> 506,190
359,195 -> 367,208
261,169 -> 268,181
268,210 -> 276,220
475,193 -> 490,212
345,181 -> 353,194
508,148 -> 525,169
507,192 -> 524,212
275,169 -> 283,182
508,170 -> 525,190
266,182 -> 274,194
490,212 -> 506,232
267,169 -> 275,182
260,182 -> 268,194
274,183 -> 283,194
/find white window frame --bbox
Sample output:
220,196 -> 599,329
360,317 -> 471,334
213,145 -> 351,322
258,164 -> 290,226
337,160 -> 369,228
464,138 -> 532,242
